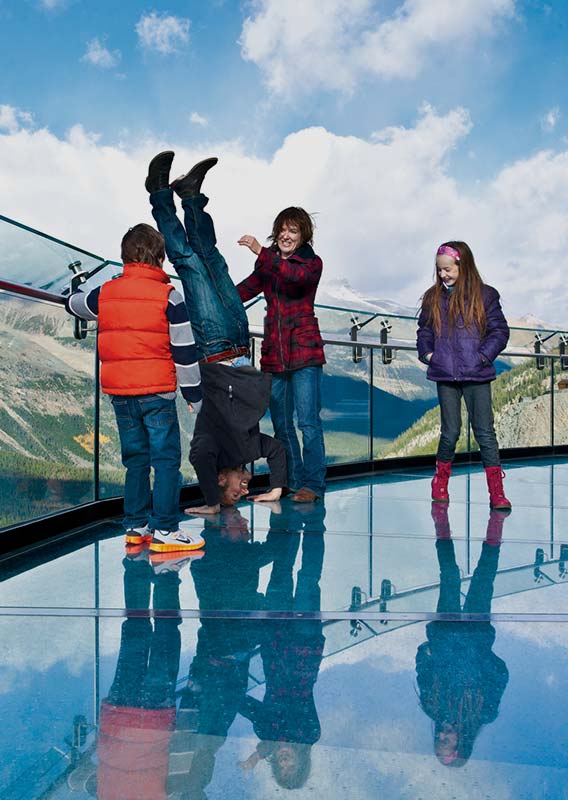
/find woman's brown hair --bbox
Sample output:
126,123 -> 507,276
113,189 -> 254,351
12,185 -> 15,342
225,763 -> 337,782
269,207 -> 314,248
421,241 -> 486,336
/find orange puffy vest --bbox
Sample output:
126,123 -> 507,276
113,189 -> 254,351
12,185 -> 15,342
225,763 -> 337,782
97,702 -> 175,800
98,262 -> 177,396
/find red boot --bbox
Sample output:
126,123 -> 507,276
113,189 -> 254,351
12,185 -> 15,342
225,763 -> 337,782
431,502 -> 451,538
485,508 -> 510,546
431,460 -> 452,503
485,466 -> 512,510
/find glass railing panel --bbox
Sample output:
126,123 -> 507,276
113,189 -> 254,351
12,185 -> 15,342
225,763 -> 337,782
553,357 -> 568,446
492,355 -> 553,449
0,292 -> 96,528
370,341 -> 439,459
0,214 -> 115,295
321,342 -> 371,464
97,393 -> 199,499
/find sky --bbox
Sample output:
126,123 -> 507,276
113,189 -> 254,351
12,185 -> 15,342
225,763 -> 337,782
0,0 -> 567,323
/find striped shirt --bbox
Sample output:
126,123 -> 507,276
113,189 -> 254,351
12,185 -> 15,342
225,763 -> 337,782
67,286 -> 202,410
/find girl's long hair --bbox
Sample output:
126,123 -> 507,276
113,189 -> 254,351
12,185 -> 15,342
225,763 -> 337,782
421,241 -> 486,336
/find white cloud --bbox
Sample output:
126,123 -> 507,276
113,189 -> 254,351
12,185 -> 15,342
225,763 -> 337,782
541,106 -> 560,132
0,104 -> 34,133
38,0 -> 68,9
1,104 -> 568,325
190,111 -> 208,127
136,11 -> 190,55
240,0 -> 516,97
82,37 -> 121,69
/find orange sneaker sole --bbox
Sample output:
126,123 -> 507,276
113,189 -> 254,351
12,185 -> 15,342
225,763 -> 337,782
149,541 -> 205,553
150,549 -> 205,563
125,534 -> 153,544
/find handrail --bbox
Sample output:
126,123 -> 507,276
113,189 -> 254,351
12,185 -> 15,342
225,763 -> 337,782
247,325 -> 568,359
0,279 -> 65,305
0,280 -> 564,361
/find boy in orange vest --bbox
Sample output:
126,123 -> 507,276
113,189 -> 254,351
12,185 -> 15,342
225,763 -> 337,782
67,223 -> 205,553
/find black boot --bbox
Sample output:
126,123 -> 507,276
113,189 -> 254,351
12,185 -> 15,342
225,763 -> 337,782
170,157 -> 218,198
145,150 -> 175,193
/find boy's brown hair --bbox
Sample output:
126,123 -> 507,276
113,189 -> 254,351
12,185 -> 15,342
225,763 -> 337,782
121,223 -> 165,267
269,207 -> 315,248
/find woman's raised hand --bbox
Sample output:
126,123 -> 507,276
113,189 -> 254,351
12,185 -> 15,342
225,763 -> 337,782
238,235 -> 262,255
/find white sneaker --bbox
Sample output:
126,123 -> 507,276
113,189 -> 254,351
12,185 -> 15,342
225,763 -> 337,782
149,527 -> 205,553
150,550 -> 204,574
125,523 -> 151,544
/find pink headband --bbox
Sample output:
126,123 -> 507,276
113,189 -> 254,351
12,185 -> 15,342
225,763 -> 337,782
436,245 -> 460,261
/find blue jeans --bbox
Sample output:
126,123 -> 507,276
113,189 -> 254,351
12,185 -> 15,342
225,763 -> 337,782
111,394 -> 181,531
270,367 -> 326,495
149,189 -> 250,359
436,381 -> 500,467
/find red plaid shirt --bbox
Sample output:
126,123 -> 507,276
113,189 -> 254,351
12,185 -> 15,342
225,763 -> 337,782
237,244 -> 326,373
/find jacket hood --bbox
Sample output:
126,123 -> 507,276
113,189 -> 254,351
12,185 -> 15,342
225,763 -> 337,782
199,362 -> 272,432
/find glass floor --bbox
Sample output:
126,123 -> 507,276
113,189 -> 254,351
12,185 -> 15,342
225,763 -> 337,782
1,458 -> 568,800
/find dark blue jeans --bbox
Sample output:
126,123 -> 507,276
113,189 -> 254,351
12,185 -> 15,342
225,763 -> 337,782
112,394 -> 181,531
270,367 -> 326,495
436,381 -> 500,467
149,189 -> 250,359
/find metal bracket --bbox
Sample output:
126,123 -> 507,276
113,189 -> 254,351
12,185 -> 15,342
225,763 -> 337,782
380,320 -> 393,365
534,333 -> 546,371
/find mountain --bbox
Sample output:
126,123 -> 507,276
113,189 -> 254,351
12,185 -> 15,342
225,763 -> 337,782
317,277 -> 417,317
0,280 -> 564,527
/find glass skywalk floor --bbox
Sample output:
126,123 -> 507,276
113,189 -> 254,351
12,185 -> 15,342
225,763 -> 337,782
1,459 -> 568,800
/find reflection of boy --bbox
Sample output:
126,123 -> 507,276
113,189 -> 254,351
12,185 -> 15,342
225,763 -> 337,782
146,153 -> 287,512
95,556 -> 184,799
66,223 -> 204,553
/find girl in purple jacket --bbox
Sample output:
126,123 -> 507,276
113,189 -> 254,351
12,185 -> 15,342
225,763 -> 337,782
416,241 -> 511,510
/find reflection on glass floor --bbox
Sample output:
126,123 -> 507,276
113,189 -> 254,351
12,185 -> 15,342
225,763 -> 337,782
1,459 -> 568,799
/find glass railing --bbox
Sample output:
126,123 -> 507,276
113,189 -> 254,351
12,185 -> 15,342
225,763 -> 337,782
1,212 -> 568,529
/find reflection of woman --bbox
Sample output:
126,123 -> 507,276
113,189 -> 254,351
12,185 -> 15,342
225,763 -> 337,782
416,508 -> 509,766
239,504 -> 326,788
238,211 -> 326,503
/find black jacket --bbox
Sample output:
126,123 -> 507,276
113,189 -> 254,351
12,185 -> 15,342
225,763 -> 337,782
190,362 -> 287,505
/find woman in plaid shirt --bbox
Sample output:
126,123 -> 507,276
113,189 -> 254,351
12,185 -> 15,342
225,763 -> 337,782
237,209 -> 326,502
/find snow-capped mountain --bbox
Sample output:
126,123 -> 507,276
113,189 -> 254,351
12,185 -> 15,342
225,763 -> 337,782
316,278 -> 417,317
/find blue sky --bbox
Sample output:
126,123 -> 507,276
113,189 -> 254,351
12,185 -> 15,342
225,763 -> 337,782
1,0 -> 567,322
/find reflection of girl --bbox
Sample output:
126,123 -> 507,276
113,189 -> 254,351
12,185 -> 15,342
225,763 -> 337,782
416,521 -> 509,766
238,211 -> 326,503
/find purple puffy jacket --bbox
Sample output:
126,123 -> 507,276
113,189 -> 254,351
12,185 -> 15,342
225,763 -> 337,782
416,285 -> 509,383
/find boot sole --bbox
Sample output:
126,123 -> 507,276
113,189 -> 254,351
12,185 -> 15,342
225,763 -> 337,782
431,498 -> 449,504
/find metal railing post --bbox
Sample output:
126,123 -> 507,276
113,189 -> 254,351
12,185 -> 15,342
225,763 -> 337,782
368,347 -> 374,461
94,335 -> 100,502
